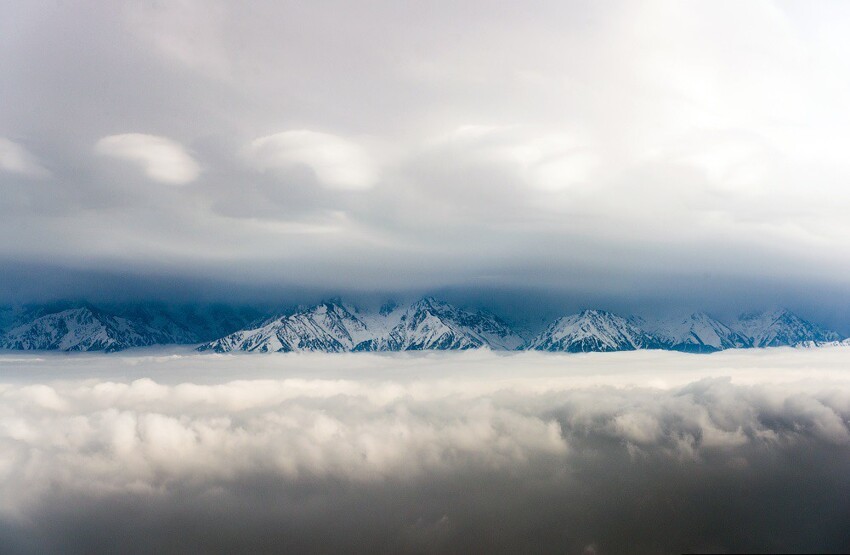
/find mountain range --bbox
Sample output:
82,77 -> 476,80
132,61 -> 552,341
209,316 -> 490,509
0,303 -> 265,353
0,298 -> 845,354
200,297 -> 524,353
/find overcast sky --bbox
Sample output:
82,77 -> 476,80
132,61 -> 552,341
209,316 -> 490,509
2,1 -> 850,316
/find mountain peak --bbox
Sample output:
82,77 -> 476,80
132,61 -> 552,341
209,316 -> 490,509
577,309 -> 610,317
733,309 -> 839,348
413,296 -> 442,309
354,298 -> 523,352
319,296 -> 344,308
643,312 -> 750,353
199,297 -> 523,353
527,309 -> 661,353
1,301 -> 845,354
379,301 -> 399,316
1,305 -> 142,352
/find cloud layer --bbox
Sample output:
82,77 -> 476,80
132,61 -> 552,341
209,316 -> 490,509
2,348 -> 850,553
3,1 -> 850,305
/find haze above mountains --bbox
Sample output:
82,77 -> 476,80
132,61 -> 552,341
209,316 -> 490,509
0,298 -> 843,354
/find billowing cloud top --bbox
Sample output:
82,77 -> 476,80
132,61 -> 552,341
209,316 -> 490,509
2,349 -> 850,553
95,134 -> 200,185
2,0 -> 850,308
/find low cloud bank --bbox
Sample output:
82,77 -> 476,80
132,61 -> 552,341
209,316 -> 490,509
1,351 -> 850,553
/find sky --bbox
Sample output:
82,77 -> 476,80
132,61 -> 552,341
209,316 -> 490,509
2,348 -> 850,553
2,1 -> 850,320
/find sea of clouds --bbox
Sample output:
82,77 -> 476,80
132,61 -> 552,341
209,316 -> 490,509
1,348 -> 850,553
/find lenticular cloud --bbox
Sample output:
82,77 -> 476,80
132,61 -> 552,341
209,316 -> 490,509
1,350 -> 850,554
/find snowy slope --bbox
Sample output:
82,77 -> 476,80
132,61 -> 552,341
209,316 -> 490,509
642,312 -> 751,353
732,309 -> 841,348
201,297 -> 524,353
348,301 -> 407,342
527,310 -> 662,352
797,338 -> 850,348
352,297 -> 523,351
0,307 -> 166,352
0,302 -> 80,334
199,301 -> 371,353
0,303 -> 270,352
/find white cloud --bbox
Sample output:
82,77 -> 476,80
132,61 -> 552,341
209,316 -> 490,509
0,138 -> 49,178
1,348 -> 850,501
95,133 -> 200,185
245,130 -> 379,190
1,349 -> 850,551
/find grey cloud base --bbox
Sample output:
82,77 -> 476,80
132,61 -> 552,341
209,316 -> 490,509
2,351 -> 850,554
10,445 -> 850,555
4,1 -> 850,313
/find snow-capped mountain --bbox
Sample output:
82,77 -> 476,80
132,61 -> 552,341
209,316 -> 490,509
353,297 -> 523,351
796,338 -> 850,349
732,309 -> 841,348
200,301 -> 373,353
201,297 -> 524,353
641,312 -> 751,353
0,303 -> 269,353
0,299 -> 845,354
526,310 -> 662,352
0,307 -> 168,352
0,302 -> 82,333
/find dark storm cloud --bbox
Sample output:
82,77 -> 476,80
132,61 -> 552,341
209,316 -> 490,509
1,351 -> 850,553
3,0 -> 850,310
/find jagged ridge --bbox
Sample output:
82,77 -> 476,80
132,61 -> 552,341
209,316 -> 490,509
0,301 -> 845,354
526,310 -> 662,352
734,309 -> 840,348
352,297 -> 523,352
200,302 -> 372,353
0,307 -> 164,352
0,304 -> 265,353
203,297 -> 523,353
640,312 -> 751,353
